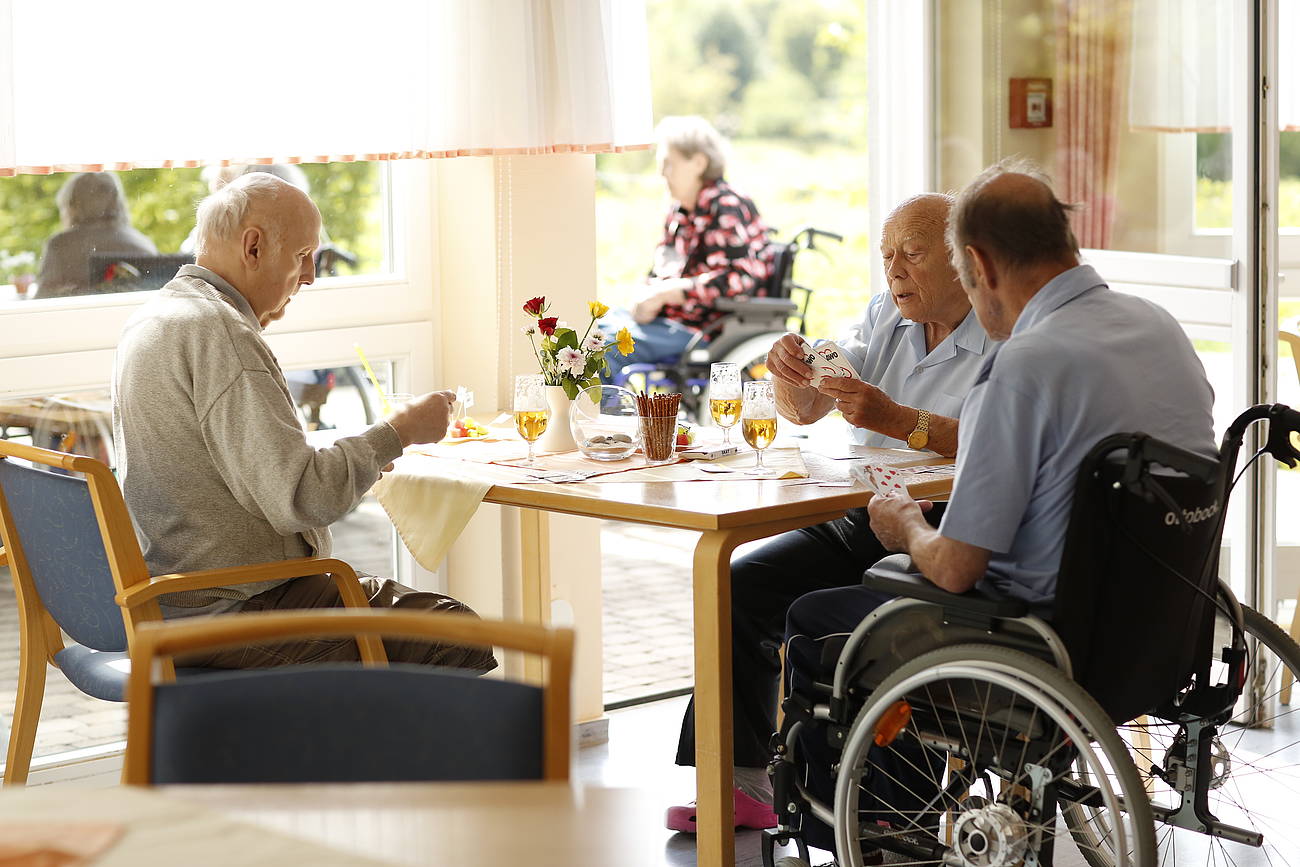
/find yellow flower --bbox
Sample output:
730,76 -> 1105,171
588,300 -> 610,319
616,326 -> 635,356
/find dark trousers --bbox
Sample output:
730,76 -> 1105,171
181,573 -> 499,674
784,583 -> 944,852
674,504 -> 945,769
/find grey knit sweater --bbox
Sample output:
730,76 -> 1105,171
112,265 -> 402,616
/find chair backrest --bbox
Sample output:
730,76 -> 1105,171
764,240 -> 796,299
124,609 -> 575,785
0,440 -> 150,655
1053,432 -> 1225,723
87,252 -> 193,293
1281,329 -> 1300,387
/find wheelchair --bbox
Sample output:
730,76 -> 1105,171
611,225 -> 843,420
765,403 -> 1300,867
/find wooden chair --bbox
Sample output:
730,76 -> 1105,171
123,609 -> 574,785
0,439 -> 385,785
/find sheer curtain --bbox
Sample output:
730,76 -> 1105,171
1129,0 -> 1299,131
0,0 -> 652,175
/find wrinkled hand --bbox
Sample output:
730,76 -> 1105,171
386,390 -> 456,446
867,493 -> 933,552
818,377 -> 895,430
765,333 -> 815,389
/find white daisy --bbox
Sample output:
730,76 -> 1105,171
582,330 -> 606,352
557,346 -> 586,376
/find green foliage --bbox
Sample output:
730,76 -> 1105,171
1197,177 -> 1300,230
0,162 -> 383,277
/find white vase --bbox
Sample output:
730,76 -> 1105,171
538,384 -> 578,453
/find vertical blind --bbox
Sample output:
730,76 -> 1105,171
0,0 -> 653,175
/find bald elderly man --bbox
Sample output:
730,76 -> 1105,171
667,193 -> 993,834
112,172 -> 494,672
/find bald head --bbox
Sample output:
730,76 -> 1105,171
193,172 -> 321,327
886,193 -> 953,236
946,159 -> 1078,288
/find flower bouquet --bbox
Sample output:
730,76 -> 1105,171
521,296 -> 635,399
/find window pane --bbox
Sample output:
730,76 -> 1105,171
0,162 -> 390,306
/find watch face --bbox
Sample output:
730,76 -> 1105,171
908,430 -> 928,450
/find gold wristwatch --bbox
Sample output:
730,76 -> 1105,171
906,409 -> 931,450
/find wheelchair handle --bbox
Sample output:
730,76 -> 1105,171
1222,403 -> 1300,469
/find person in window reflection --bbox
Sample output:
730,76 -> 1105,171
112,172 -> 496,672
32,172 -> 158,299
598,116 -> 773,378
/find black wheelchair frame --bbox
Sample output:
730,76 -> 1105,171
612,225 -> 843,420
763,403 -> 1300,867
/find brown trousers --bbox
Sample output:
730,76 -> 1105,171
182,573 -> 498,674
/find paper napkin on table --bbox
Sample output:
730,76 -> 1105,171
0,822 -> 123,866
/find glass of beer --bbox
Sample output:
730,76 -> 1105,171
709,362 -> 743,446
741,380 -> 778,476
514,374 -> 548,465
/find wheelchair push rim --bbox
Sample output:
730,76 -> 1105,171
833,644 -> 1155,867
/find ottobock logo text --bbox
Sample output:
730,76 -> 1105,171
1164,501 -> 1220,526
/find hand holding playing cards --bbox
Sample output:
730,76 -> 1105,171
867,492 -> 933,552
766,332 -> 816,388
818,377 -> 896,430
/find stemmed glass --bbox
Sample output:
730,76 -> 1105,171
740,380 -> 778,477
513,374 -> 548,465
709,362 -> 743,446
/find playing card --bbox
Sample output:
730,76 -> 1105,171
797,338 -> 861,388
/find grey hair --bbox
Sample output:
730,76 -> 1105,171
655,115 -> 728,181
56,172 -> 130,226
946,157 -> 1079,286
193,172 -> 288,257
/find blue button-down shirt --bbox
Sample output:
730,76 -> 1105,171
939,264 -> 1217,606
833,291 -> 990,447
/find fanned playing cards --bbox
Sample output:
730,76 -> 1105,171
849,449 -> 956,499
797,338 -> 861,388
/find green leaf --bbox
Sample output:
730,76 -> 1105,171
555,329 -> 579,350
562,379 -> 580,400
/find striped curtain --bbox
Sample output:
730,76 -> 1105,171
1055,0 -> 1132,249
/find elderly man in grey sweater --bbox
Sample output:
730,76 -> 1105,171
112,172 -> 494,672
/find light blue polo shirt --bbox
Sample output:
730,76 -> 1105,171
939,264 -> 1217,607
834,291 -> 990,448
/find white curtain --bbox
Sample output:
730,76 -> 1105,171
1129,0 -> 1300,131
0,0 -> 652,175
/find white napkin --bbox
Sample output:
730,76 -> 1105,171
372,454 -> 494,572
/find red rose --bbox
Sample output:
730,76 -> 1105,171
538,317 -> 558,336
522,296 -> 546,317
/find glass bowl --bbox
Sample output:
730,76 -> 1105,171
570,385 -> 639,461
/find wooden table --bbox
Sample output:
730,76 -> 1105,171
0,782 -> 662,865
477,448 -> 949,866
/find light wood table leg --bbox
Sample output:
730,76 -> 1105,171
520,509 -> 551,683
693,511 -> 847,867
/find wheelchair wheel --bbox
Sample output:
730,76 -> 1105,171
834,643 -> 1154,867
714,333 -> 779,382
1066,605 -> 1300,866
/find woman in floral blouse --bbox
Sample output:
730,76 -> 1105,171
600,116 -> 773,377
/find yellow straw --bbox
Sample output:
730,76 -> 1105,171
353,343 -> 392,416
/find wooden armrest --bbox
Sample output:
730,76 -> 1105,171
116,557 -> 362,609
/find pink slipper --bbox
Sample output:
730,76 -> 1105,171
665,787 -> 779,833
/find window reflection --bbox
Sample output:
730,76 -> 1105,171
0,161 -> 387,306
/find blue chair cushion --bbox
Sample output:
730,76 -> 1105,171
0,460 -> 127,651
149,663 -> 544,784
54,644 -> 209,702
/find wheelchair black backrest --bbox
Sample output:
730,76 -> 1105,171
1052,432 -> 1225,724
765,241 -> 797,300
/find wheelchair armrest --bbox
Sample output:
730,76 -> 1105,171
861,570 -> 1030,621
714,296 -> 798,315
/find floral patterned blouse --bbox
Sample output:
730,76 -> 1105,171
652,178 -> 772,332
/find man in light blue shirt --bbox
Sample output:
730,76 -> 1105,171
780,161 -> 1216,857
668,193 -> 993,834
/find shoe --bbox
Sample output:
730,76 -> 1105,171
664,786 -> 779,832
